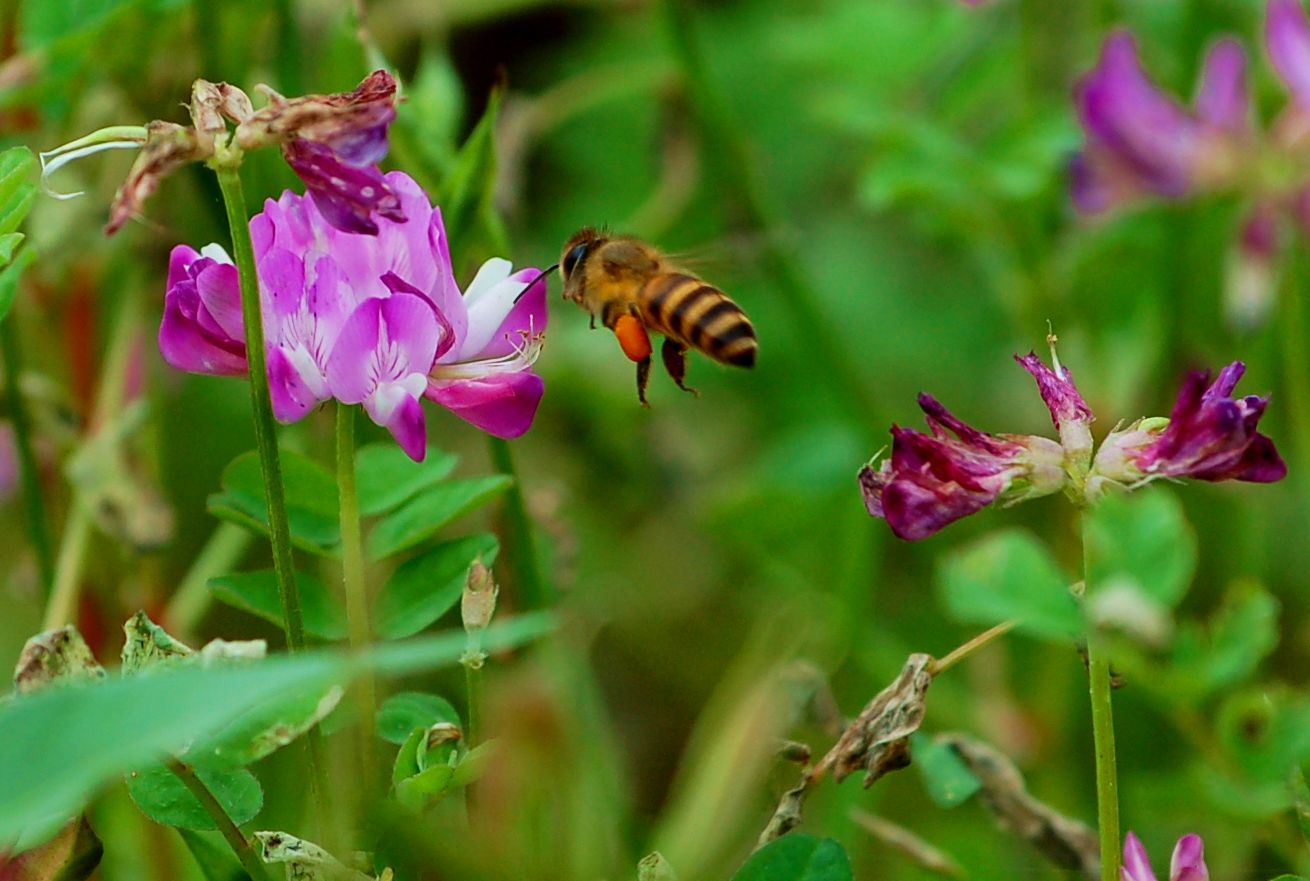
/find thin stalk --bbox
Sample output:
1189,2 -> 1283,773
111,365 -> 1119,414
1083,515 -> 1121,881
212,164 -> 305,653
42,290 -> 139,630
658,0 -> 878,425
1,316 -> 55,593
167,761 -> 268,881
212,161 -> 328,829
335,403 -> 378,784
486,436 -> 550,610
464,658 -> 483,746
1279,254 -> 1310,495
928,621 -> 1016,677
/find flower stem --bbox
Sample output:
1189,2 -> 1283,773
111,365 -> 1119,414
928,620 -> 1016,677
167,761 -> 268,881
486,436 -> 550,610
464,655 -> 483,746
335,402 -> 378,785
211,164 -> 305,654
1279,252 -> 1310,497
0,315 -> 55,594
164,522 -> 253,638
1082,515 -> 1121,881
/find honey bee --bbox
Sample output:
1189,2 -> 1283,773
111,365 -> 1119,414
558,228 -> 757,405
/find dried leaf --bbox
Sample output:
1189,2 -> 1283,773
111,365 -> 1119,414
939,734 -> 1098,879
816,654 -> 932,787
13,629 -> 105,695
638,852 -> 678,881
254,831 -> 372,881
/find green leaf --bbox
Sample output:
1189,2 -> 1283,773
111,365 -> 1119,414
0,147 -> 36,242
209,570 -> 347,641
0,616 -> 552,844
375,692 -> 460,745
391,728 -> 425,785
186,683 -> 343,770
0,247 -> 35,323
393,763 -> 456,809
208,450 -> 341,555
374,533 -> 499,638
1085,489 -> 1196,610
177,829 -> 247,881
730,835 -> 853,881
125,765 -> 262,831
0,186 -> 35,238
438,86 -> 502,248
355,443 -> 457,517
367,478 -> 509,561
1218,690 -> 1310,784
120,610 -> 194,674
935,529 -> 1080,641
0,232 -> 23,266
911,733 -> 981,808
1171,580 -> 1279,698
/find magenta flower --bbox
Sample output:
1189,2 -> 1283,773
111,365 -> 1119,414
159,171 -> 547,460
1122,832 -> 1208,881
1071,32 -> 1249,214
858,394 -> 1067,541
861,350 -> 1285,540
1095,362 -> 1286,485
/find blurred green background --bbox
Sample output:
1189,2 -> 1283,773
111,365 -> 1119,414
2,0 -> 1308,879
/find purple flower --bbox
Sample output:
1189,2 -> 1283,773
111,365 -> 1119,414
159,171 -> 547,460
1016,352 -> 1094,462
1072,32 -> 1248,214
858,394 -> 1067,541
1122,832 -> 1209,881
1267,0 -> 1310,108
1095,362 -> 1286,484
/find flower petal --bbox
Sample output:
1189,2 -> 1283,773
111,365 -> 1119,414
1196,39 -> 1250,134
1169,835 -> 1208,881
1122,832 -> 1158,881
1267,0 -> 1310,106
267,345 -> 327,422
326,298 -> 383,403
365,389 -> 428,462
426,372 -> 544,439
461,266 -> 549,360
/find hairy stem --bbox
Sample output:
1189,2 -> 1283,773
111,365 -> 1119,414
167,761 -> 268,881
486,436 -> 550,610
212,164 -> 305,653
1,315 -> 54,594
1083,515 -> 1121,881
336,403 -> 378,785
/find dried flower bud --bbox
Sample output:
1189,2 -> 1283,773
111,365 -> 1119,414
13,626 -> 106,694
1015,351 -> 1094,467
106,121 -> 210,234
426,722 -> 462,750
462,559 -> 499,634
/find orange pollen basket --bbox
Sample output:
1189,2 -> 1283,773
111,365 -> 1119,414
614,314 -> 652,362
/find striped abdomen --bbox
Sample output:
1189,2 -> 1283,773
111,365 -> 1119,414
638,273 -> 757,368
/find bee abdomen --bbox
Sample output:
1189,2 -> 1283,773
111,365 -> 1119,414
639,273 -> 757,368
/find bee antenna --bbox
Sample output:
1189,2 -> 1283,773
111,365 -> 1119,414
514,264 -> 558,304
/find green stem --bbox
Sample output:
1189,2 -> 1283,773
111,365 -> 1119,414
336,403 -> 378,785
212,164 -> 305,654
464,657 -> 483,746
1083,516 -> 1121,881
167,761 -> 268,881
1279,255 -> 1310,497
486,436 -> 550,610
657,0 -> 878,425
1,316 -> 55,594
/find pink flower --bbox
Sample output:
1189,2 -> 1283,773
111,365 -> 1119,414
1121,832 -> 1209,881
1095,362 -> 1286,484
159,172 -> 547,460
858,394 -> 1067,541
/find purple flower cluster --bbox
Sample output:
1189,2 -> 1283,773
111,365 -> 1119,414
160,172 -> 546,461
859,350 -> 1284,541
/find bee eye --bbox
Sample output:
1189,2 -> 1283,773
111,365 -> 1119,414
563,242 -> 588,278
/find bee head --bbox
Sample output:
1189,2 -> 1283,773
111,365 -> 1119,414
560,227 -> 607,284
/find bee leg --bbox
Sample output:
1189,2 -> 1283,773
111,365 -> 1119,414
636,357 -> 652,408
661,339 -> 699,397
589,315 -> 596,330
